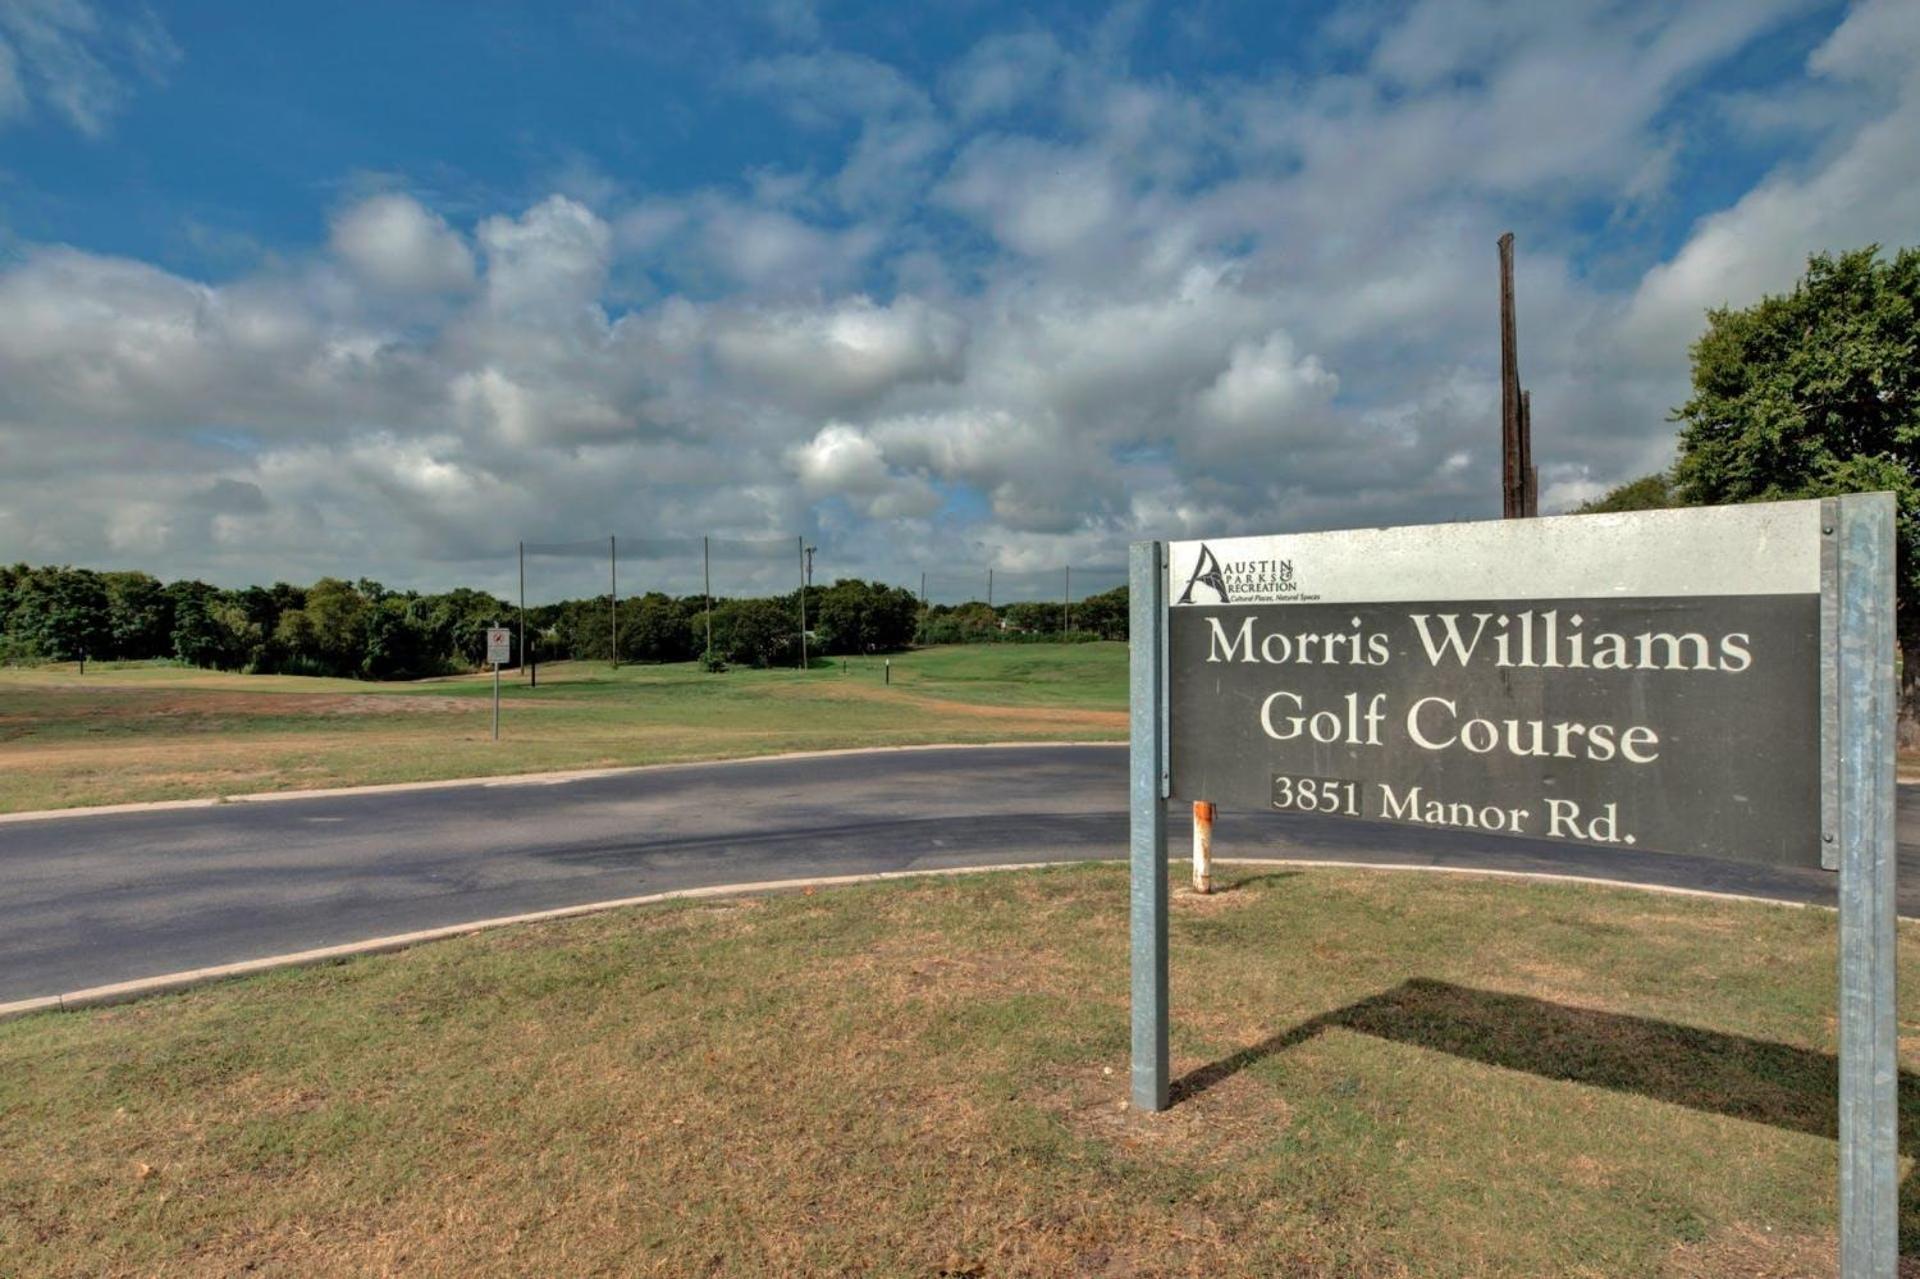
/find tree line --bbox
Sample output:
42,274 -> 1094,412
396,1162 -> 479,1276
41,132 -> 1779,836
916,591 -> 1128,645
0,564 -> 1130,678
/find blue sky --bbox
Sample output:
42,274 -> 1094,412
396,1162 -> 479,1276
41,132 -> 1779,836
0,0 -> 1915,600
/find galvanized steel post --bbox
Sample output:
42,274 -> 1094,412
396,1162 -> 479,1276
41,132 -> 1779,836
1129,540 -> 1170,1112
1836,492 -> 1898,1278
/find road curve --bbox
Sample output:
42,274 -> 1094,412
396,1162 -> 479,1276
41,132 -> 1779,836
1,744 -> 1912,1004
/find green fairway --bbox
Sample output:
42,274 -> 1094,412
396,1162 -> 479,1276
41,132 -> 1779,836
2,863 -> 1911,1277
0,644 -> 1126,813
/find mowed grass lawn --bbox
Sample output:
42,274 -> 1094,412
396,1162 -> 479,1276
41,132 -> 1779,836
0,644 -> 1125,813
3,864 -> 1916,1277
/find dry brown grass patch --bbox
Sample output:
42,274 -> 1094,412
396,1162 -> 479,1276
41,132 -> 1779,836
1658,1225 -> 1917,1278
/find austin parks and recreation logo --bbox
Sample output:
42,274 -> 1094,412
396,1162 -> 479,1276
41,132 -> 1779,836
1177,544 -> 1299,604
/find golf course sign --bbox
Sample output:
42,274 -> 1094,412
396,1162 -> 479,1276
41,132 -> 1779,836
1165,501 -> 1825,868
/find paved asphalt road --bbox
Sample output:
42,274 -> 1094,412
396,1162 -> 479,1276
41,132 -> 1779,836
2,743 -> 1913,1004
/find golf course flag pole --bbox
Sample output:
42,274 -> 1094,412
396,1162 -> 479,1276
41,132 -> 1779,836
1835,492 -> 1898,1278
1129,539 -> 1169,1111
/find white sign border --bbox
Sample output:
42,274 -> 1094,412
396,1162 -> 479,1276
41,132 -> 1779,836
1170,499 -> 1822,606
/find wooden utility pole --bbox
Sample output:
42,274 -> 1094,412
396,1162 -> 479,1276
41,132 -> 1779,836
1499,233 -> 1537,518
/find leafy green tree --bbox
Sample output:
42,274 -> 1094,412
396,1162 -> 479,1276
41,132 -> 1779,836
273,609 -> 320,672
0,564 -> 22,660
102,571 -> 172,659
618,592 -> 696,663
167,580 -> 230,668
428,588 -> 512,668
813,579 -> 920,654
303,578 -> 371,675
557,595 -> 614,661
362,597 -> 441,679
1072,586 -> 1129,640
917,600 -> 1002,645
16,567 -> 112,661
1002,601 -> 1062,634
209,600 -> 265,670
1575,473 -> 1674,515
712,597 -> 799,667
1671,245 -> 1920,711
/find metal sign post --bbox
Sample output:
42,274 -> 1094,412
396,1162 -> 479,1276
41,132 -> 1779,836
1129,540 -> 1169,1112
486,626 -> 512,743
1129,497 -> 1897,1273
1835,493 -> 1897,1277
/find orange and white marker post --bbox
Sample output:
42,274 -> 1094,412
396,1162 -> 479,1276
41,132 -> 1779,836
1191,801 -> 1215,894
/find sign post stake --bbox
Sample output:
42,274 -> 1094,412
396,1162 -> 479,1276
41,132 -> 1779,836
1129,539 -> 1170,1112
1192,802 -> 1215,895
1836,492 -> 1898,1279
492,660 -> 500,741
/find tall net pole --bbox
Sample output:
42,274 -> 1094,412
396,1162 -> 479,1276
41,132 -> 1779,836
1063,565 -> 1072,638
796,535 -> 809,671
987,568 -> 994,609
517,541 -> 526,678
703,536 -> 712,659
610,534 -> 618,670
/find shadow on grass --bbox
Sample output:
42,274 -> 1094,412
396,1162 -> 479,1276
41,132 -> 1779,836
1172,978 -> 1920,1250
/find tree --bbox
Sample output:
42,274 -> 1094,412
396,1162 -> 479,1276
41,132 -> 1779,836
1002,601 -> 1061,634
15,567 -> 111,661
208,600 -> 265,671
812,579 -> 919,654
1574,473 -> 1673,514
273,608 -> 320,672
103,571 -> 172,659
1073,586 -> 1129,640
1670,245 -> 1920,716
303,578 -> 371,675
618,592 -> 696,663
362,597 -> 440,679
167,580 -> 233,668
712,597 -> 799,667
428,587 -> 512,668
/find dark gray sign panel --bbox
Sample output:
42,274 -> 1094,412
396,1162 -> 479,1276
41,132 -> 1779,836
1166,501 -> 1826,869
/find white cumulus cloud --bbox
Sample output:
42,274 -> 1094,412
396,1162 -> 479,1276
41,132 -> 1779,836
329,194 -> 476,295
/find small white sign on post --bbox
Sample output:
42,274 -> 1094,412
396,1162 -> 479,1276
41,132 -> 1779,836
486,626 -> 510,743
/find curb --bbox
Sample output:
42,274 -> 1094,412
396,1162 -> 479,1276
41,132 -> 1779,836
0,740 -> 1127,825
1211,857 -> 1853,914
0,857 -> 1870,1024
